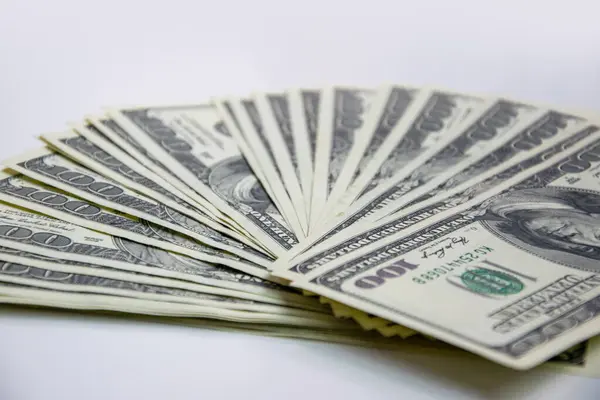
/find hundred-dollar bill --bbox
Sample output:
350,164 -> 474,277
4,147 -> 274,267
290,132 -> 600,369
0,282 -> 353,328
309,87 -> 377,231
107,105 -> 299,257
41,129 -> 263,252
329,88 -> 488,217
85,115 -> 226,222
323,85 -> 422,218
0,251 -> 328,316
307,98 -> 545,249
285,119 -> 598,335
0,171 -> 272,278
89,116 -> 177,179
0,203 -> 323,309
287,88 -> 322,219
281,123 -> 600,278
253,92 -> 310,230
217,97 -> 307,236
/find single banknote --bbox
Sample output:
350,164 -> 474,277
288,132 -> 600,369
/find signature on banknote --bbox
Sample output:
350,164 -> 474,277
421,236 -> 469,259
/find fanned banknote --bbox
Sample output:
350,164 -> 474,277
0,83 -> 598,370
323,85 -> 422,218
0,248 -> 329,317
85,115 -> 228,222
287,132 -> 600,369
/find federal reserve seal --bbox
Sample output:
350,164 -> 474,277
460,267 -> 524,296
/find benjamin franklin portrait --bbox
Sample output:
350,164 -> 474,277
477,187 -> 600,271
207,156 -> 284,225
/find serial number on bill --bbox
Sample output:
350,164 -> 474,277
413,246 -> 494,284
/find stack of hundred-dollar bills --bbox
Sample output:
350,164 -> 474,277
1,85 -> 600,372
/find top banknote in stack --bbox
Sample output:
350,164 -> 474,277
1,84 -> 600,370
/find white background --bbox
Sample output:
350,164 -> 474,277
1,0 -> 600,398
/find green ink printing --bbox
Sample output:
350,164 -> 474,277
460,268 -> 524,296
